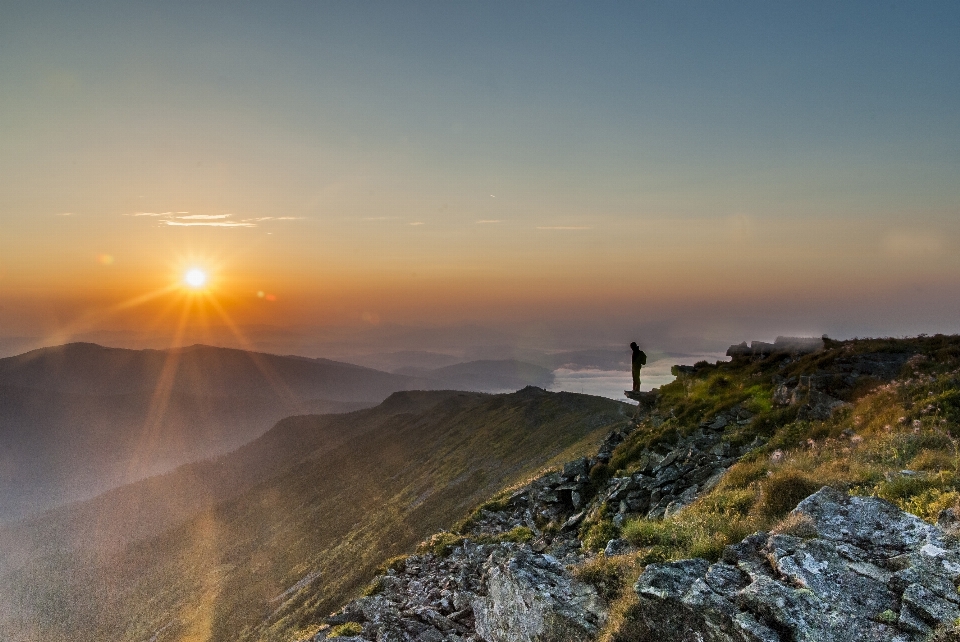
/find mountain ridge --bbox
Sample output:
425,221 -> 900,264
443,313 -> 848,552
0,387 -> 631,642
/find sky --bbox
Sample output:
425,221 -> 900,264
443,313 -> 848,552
1,1 -> 959,355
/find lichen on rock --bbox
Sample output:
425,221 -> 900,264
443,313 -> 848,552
630,487 -> 960,641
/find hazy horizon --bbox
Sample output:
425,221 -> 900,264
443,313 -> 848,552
3,1 -> 959,358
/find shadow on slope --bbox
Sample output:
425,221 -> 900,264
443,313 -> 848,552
0,343 -> 437,520
0,388 -> 630,642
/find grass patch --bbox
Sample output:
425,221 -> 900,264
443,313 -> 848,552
571,554 -> 634,603
496,526 -> 533,544
582,519 -> 619,552
753,473 -> 822,519
416,532 -> 464,557
327,622 -> 363,637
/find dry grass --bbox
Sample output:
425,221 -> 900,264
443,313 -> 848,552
597,336 -> 960,641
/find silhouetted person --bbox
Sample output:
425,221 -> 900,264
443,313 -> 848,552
630,342 -> 646,392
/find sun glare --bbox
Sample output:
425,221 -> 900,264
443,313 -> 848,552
184,268 -> 207,289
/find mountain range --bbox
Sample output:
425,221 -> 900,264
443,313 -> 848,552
0,343 -> 554,521
0,386 -> 631,642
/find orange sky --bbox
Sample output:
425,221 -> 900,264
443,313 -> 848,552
2,3 -> 960,351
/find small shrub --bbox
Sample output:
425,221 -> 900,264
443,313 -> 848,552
360,577 -> 384,597
572,554 -> 627,602
908,449 -> 955,472
477,496 -> 512,513
582,519 -> 620,552
375,555 -> 409,575
874,474 -> 936,503
687,532 -> 728,562
417,532 -> 464,557
459,496 -> 513,532
709,376 -> 732,393
621,519 -> 690,549
901,488 -> 960,522
719,458 -> 768,490
636,545 -> 672,565
328,622 -> 363,637
498,526 -> 533,544
753,473 -> 821,519
590,462 -> 612,488
696,488 -> 755,517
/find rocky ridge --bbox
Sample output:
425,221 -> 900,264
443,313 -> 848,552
313,399 -> 755,641
310,339 -> 960,642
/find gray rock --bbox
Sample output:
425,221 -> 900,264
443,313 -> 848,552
473,548 -> 606,642
603,538 -> 632,557
631,488 -> 957,641
563,458 -> 589,479
663,484 -> 698,518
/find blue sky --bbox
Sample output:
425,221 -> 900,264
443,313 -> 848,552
1,1 -> 959,347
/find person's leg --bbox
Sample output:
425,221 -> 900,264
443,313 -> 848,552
632,368 -> 640,392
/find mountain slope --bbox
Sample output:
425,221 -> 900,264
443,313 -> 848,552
0,342 -> 432,400
0,343 -> 437,520
292,334 -> 960,642
0,387 -> 631,642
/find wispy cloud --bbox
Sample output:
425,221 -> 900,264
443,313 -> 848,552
127,210 -> 300,228
536,226 -> 592,230
241,216 -> 305,222
56,212 -> 74,216
476,219 -> 501,224
409,221 -> 425,226
363,216 -> 399,221
161,220 -> 256,227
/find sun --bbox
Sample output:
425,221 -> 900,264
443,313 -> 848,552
184,268 -> 208,289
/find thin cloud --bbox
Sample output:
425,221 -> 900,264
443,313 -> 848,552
176,214 -> 231,220
162,220 -> 256,228
363,216 -> 400,221
241,216 -> 305,222
56,212 -> 74,216
536,226 -> 592,230
127,212 -> 167,217
409,221 -> 425,226
476,219 -> 501,224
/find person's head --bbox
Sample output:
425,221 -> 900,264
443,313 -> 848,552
630,342 -> 638,351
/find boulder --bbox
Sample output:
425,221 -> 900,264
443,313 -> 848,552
473,547 -> 606,642
631,487 -> 960,641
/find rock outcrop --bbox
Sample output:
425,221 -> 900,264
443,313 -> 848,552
312,338 -> 956,642
727,336 -> 824,359
632,487 -> 960,641
320,542 -> 604,642
314,398 -> 758,642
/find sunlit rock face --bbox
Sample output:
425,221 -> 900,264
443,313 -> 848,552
472,547 -> 606,642
632,487 -> 960,641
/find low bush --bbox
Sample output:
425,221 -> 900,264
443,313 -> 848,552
572,554 -> 630,602
753,473 -> 821,519
582,519 -> 619,552
416,532 -> 464,557
497,526 -> 533,544
375,555 -> 409,575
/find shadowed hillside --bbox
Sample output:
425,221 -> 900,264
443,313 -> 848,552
0,343 -> 440,520
0,387 -> 631,642
395,359 -> 555,392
